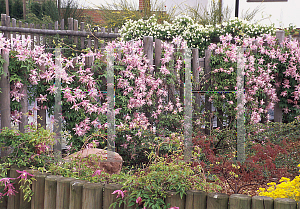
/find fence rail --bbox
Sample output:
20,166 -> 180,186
0,14 -> 120,50
1,167 -> 299,209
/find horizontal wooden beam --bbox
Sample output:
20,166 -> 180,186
0,26 -> 120,38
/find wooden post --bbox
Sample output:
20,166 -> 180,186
82,183 -> 103,209
42,24 -> 46,46
36,24 -> 40,46
37,64 -> 46,129
103,184 -> 123,209
185,190 -> 206,209
297,201 -> 300,209
192,49 -> 201,120
143,36 -> 153,68
19,170 -> 40,209
31,173 -> 50,209
68,18 -> 73,44
229,194 -> 251,209
30,23 -> 34,50
56,177 -> 76,209
274,30 -> 285,123
69,180 -> 87,209
80,22 -> 85,49
207,193 -> 229,209
0,36 -> 11,130
100,27 -> 105,50
165,191 -> 185,209
204,49 -> 212,135
44,175 -> 63,209
274,198 -> 297,209
74,19 -> 78,48
154,38 -> 161,74
19,82 -> 28,133
251,196 -> 274,209
7,167 -> 21,209
12,18 -> 16,39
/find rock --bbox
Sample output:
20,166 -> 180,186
64,148 -> 123,175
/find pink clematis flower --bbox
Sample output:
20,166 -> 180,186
92,169 -> 102,177
136,196 -> 142,205
16,170 -> 34,180
111,190 -> 126,199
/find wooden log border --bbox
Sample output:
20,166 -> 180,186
4,172 -> 300,209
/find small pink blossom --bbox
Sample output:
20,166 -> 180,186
16,170 -> 34,180
92,170 -> 102,177
111,190 -> 125,199
136,196 -> 143,205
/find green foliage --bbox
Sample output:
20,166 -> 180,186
110,145 -> 221,209
0,126 -> 55,168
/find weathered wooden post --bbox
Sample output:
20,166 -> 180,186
0,14 -> 11,130
82,183 -> 103,209
204,49 -> 212,135
19,169 -> 40,209
31,173 -> 51,209
37,64 -> 47,129
44,175 -> 63,209
229,194 -> 251,209
69,180 -> 87,209
251,196 -> 274,209
103,184 -> 123,209
143,36 -> 153,68
274,198 -> 297,209
7,167 -> 21,209
274,30 -> 285,123
207,193 -> 229,209
185,190 -> 206,209
165,191 -> 185,209
154,38 -> 161,74
56,177 -> 76,209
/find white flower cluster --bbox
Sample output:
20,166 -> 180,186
119,15 -> 276,56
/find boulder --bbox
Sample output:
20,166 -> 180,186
64,148 -> 123,175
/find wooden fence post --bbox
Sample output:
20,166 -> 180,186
185,190 -> 206,209
19,82 -> 28,133
204,49 -> 212,135
274,198 -> 297,209
31,173 -> 51,209
154,38 -> 161,74
251,196 -> 274,209
165,191 -> 185,209
229,194 -> 251,209
274,30 -> 285,123
0,14 -> 11,130
69,180 -> 87,209
37,64 -> 47,129
56,177 -> 76,209
143,36 -> 153,68
7,167 -> 21,209
207,193 -> 229,209
192,49 -> 201,120
82,182 -> 103,209
19,170 -> 40,209
103,184 -> 123,209
44,175 -> 63,209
